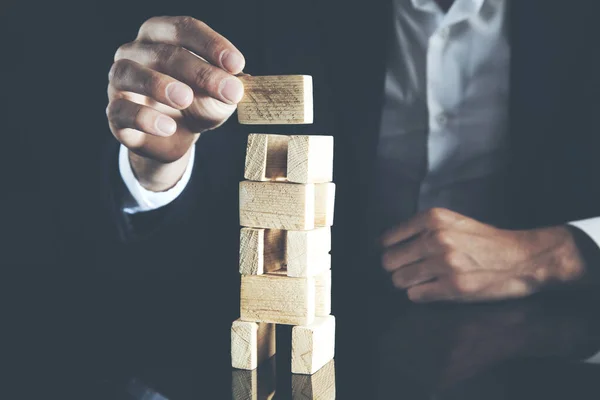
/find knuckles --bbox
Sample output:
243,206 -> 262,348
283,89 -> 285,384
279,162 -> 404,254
425,207 -> 455,227
448,275 -> 479,295
427,229 -> 454,250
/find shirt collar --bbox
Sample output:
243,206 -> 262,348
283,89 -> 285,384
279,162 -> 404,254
410,0 -> 486,24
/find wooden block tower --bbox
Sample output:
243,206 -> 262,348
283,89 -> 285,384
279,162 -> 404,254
231,75 -> 336,376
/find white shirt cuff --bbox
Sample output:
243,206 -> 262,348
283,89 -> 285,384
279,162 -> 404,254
568,217 -> 600,364
119,144 -> 195,214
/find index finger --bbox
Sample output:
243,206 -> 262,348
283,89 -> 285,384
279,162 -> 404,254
137,16 -> 245,74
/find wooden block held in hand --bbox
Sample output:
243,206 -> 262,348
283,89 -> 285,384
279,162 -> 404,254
241,274 -> 315,325
245,134 -> 289,181
314,183 -> 335,227
292,360 -> 336,400
240,228 -> 286,275
286,227 -> 331,277
315,270 -> 332,317
240,181 -> 315,230
238,75 -> 313,125
231,320 -> 276,370
287,135 -> 334,184
292,315 -> 336,375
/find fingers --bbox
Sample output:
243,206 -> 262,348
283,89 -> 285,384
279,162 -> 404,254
381,208 -> 458,247
390,252 -> 472,289
137,16 -> 245,74
405,273 -> 495,303
107,98 -> 176,137
115,41 -> 244,105
382,236 -> 427,272
405,271 -> 531,303
382,229 -> 457,272
109,59 -> 194,109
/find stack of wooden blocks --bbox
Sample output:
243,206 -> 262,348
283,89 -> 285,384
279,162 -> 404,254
231,76 -> 336,379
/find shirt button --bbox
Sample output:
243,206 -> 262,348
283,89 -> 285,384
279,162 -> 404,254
438,27 -> 451,39
436,113 -> 448,126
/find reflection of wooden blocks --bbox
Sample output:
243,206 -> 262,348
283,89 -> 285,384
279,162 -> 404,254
315,270 -> 332,317
239,182 -> 335,230
244,134 -> 289,181
239,228 -> 285,275
231,368 -> 257,400
287,136 -> 334,184
241,274 -> 315,325
286,227 -> 331,277
238,75 -> 313,125
292,360 -> 336,400
292,315 -> 336,375
231,320 -> 276,370
232,357 -> 277,400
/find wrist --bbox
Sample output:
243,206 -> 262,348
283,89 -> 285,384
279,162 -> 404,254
525,226 -> 587,287
129,148 -> 193,192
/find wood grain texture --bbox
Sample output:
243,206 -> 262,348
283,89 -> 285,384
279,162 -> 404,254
241,274 -> 315,326
231,369 -> 257,400
314,270 -> 332,317
232,357 -> 277,400
240,228 -> 264,275
291,360 -> 336,400
240,181 -> 315,230
314,183 -> 335,227
287,135 -> 334,184
240,228 -> 286,275
263,229 -> 286,273
292,315 -> 336,375
237,75 -> 313,125
244,134 -> 289,181
286,227 -> 331,277
231,319 -> 276,370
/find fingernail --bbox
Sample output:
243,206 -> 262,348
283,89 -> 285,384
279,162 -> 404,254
219,77 -> 244,104
166,82 -> 193,108
155,115 -> 176,136
220,50 -> 245,74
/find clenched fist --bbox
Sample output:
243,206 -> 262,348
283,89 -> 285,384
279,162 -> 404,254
107,16 -> 245,191
381,208 -> 588,303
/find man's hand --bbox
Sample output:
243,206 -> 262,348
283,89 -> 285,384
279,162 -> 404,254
381,208 -> 588,303
107,16 -> 245,191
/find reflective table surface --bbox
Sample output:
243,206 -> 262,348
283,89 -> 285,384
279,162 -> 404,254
9,284 -> 600,399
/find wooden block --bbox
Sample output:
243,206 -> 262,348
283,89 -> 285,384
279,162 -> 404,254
244,134 -> 289,181
241,274 -> 315,325
292,316 -> 336,375
239,228 -> 263,275
237,75 -> 313,125
292,360 -> 336,400
286,227 -> 331,277
314,270 -> 332,317
231,319 -> 276,370
263,229 -> 286,273
240,228 -> 286,275
315,183 -> 335,227
240,181 -> 315,230
287,135 -> 334,184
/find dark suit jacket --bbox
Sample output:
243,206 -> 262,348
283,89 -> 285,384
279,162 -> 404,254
3,1 -> 599,333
